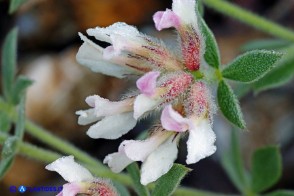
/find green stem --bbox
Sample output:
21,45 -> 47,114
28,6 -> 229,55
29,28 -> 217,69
24,120 -> 105,169
202,0 -> 294,42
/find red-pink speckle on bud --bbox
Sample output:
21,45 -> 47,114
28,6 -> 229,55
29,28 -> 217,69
160,72 -> 193,102
87,179 -> 118,196
185,82 -> 211,117
180,26 -> 201,71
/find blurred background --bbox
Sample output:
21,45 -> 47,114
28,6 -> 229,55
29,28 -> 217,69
0,0 -> 294,195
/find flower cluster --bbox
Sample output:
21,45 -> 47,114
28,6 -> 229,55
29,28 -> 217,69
75,0 -> 216,185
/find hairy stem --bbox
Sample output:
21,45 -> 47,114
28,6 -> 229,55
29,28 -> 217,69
24,120 -> 105,169
202,0 -> 294,42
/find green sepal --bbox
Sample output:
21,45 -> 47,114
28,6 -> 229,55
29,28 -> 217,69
200,19 -> 221,69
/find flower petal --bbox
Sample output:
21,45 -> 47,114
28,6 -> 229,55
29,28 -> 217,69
172,0 -> 198,25
76,33 -> 135,78
62,183 -> 82,196
87,112 -> 136,139
136,71 -> 160,96
161,105 -> 189,132
86,95 -> 133,117
103,152 -> 133,173
140,136 -> 178,185
133,94 -> 160,119
76,109 -> 102,125
87,22 -> 140,44
186,119 -> 216,164
153,9 -> 180,31
123,131 -> 169,161
45,156 -> 93,183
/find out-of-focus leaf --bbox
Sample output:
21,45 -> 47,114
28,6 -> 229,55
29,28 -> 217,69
252,146 -> 282,193
266,190 -> 294,196
0,157 -> 15,179
126,163 -> 149,196
217,80 -> 245,128
0,111 -> 11,133
152,164 -> 190,196
201,19 -> 220,68
0,136 -> 19,179
221,130 -> 248,193
12,76 -> 33,105
9,0 -> 28,14
197,0 -> 205,17
222,50 -> 282,83
254,45 -> 294,93
1,28 -> 18,102
1,136 -> 18,159
241,39 -> 290,52
112,181 -> 130,196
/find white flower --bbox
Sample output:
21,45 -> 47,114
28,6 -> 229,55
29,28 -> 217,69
76,95 -> 136,139
104,130 -> 179,185
46,156 -> 118,196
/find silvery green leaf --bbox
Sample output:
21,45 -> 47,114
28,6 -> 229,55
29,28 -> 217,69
254,45 -> 294,93
152,164 -> 190,196
217,80 -> 245,128
222,50 -> 282,83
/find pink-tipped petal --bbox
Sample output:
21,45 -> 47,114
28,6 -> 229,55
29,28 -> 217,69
136,71 -> 160,96
186,119 -> 217,164
153,9 -> 180,31
161,105 -> 189,132
62,183 -> 82,196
